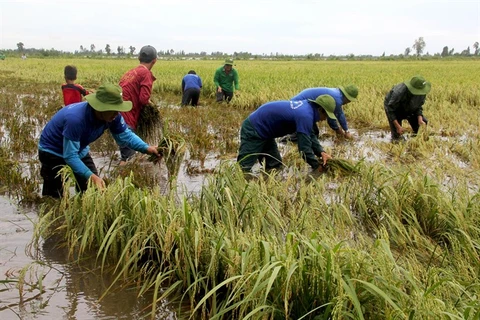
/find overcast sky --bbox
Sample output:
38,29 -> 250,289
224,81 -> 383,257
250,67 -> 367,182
0,0 -> 479,56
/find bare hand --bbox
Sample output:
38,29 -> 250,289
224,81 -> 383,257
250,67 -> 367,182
344,131 -> 353,139
89,174 -> 105,190
320,152 -> 332,166
146,145 -> 163,163
396,126 -> 405,135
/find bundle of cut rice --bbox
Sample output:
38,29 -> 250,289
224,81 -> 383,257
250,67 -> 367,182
323,158 -> 360,175
137,104 -> 162,144
148,135 -> 186,179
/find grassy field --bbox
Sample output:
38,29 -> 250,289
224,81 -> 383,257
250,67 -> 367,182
1,58 -> 479,319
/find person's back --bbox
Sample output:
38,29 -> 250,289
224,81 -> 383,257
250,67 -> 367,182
119,45 -> 157,130
181,70 -> 202,106
62,65 -> 89,106
249,100 -> 316,139
289,85 -> 358,139
118,45 -> 157,164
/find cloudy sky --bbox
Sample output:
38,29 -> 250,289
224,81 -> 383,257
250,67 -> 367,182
0,0 -> 478,56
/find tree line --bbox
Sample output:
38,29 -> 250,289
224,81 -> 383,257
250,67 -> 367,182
4,38 -> 479,60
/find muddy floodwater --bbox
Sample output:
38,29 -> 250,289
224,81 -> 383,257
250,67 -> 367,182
0,196 -> 180,320
0,130 -> 432,319
0,152 -> 221,319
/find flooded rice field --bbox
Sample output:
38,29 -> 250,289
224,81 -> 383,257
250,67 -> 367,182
0,196 -> 176,319
1,59 -> 480,319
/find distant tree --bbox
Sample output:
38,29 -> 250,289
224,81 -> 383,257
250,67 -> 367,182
117,46 -> 124,55
461,46 -> 470,56
90,44 -> 95,52
80,45 -> 84,52
128,46 -> 136,55
474,42 -> 479,55
170,49 -> 174,55
448,48 -> 455,55
404,47 -> 411,56
441,46 -> 449,57
17,42 -> 24,52
105,44 -> 111,55
412,37 -> 426,56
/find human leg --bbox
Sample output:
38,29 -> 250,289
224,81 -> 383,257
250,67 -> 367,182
181,91 -> 190,106
120,145 -> 136,162
39,150 -> 66,198
74,153 -> 99,192
224,91 -> 234,103
262,139 -> 283,170
237,119 -> 265,171
407,115 -> 428,134
190,89 -> 200,106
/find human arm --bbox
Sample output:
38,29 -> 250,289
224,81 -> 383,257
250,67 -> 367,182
384,84 -> 407,122
233,69 -> 240,91
63,138 -> 105,189
181,78 -> 185,93
213,69 -> 222,91
327,105 -> 352,138
138,73 -> 154,106
63,138 -> 94,179
297,132 -> 328,170
112,128 -> 161,160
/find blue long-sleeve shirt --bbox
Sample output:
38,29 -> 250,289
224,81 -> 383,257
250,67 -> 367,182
182,74 -> 202,91
248,99 -> 324,169
39,102 -> 148,179
291,87 -> 348,131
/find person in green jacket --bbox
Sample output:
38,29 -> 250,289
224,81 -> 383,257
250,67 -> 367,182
214,58 -> 239,103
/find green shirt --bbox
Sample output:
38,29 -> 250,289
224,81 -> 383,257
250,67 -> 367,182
213,66 -> 239,92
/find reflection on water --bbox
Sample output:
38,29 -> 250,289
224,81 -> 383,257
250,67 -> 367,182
0,197 -> 177,319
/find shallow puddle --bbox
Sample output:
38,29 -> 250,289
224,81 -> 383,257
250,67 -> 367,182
0,196 -> 178,320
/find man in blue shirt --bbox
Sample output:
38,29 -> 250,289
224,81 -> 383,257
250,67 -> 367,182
181,70 -> 202,106
38,83 -> 161,198
237,94 -> 336,172
283,85 -> 358,142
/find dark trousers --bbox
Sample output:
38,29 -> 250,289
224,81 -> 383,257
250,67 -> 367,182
39,150 -> 98,198
385,110 -> 428,140
119,126 -> 137,161
181,88 -> 200,106
120,145 -> 136,162
216,91 -> 234,103
237,118 -> 283,171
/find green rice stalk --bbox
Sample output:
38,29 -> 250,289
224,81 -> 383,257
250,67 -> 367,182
148,135 -> 186,180
323,158 -> 360,175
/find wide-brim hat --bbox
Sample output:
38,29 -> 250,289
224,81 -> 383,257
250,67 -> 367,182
86,83 -> 132,112
308,94 -> 337,120
225,58 -> 234,65
339,85 -> 358,102
405,75 -> 431,95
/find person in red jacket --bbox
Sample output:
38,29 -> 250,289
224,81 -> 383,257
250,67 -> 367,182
61,65 -> 90,106
118,45 -> 157,164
